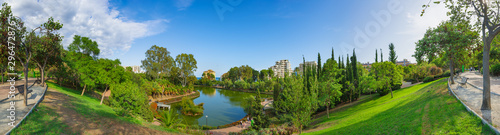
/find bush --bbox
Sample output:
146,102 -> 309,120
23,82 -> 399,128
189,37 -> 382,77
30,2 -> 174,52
110,81 -> 153,121
180,97 -> 204,116
491,63 -> 500,76
442,70 -> 450,77
158,110 -> 182,128
423,76 -> 434,83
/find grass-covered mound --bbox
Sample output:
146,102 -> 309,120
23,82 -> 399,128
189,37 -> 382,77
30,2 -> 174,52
11,82 -> 177,134
179,97 -> 204,116
305,78 -> 496,134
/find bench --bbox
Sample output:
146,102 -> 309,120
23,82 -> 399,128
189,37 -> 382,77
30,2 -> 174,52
16,85 -> 33,97
457,77 -> 468,88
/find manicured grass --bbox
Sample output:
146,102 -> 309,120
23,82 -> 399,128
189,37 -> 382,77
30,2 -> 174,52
11,105 -> 74,135
305,78 -> 496,135
11,82 -> 177,134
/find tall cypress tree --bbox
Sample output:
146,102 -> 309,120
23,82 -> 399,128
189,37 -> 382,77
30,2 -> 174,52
352,49 -> 359,100
317,53 -> 321,80
303,55 -> 306,92
338,56 -> 341,69
346,54 -> 352,102
375,49 -> 378,63
380,48 -> 383,62
389,43 -> 398,64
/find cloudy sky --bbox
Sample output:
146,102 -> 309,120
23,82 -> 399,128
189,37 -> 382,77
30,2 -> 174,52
1,0 -> 449,77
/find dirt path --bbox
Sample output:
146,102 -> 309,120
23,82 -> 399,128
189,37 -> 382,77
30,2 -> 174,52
42,88 -> 174,135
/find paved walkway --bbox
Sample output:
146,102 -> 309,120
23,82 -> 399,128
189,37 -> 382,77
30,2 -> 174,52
451,72 -> 500,131
0,78 -> 48,134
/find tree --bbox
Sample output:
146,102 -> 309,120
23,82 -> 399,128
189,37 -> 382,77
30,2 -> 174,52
370,61 -> 403,97
141,45 -> 175,80
98,58 -> 124,105
67,35 -> 99,58
274,76 -> 318,133
423,0 -> 500,110
389,43 -> 398,64
317,52 -> 322,80
176,53 -> 197,87
66,35 -> 101,96
319,55 -> 342,118
375,49 -> 378,63
249,89 -> 268,130
110,80 -> 153,121
414,20 -> 478,84
380,48 -> 383,62
351,49 -> 359,99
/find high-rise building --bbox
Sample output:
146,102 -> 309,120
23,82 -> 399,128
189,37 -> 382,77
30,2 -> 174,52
270,60 -> 292,78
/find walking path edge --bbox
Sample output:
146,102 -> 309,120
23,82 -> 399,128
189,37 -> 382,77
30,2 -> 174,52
5,85 -> 48,135
447,77 -> 500,134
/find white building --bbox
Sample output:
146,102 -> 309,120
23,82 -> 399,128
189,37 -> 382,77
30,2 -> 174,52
298,61 -> 317,74
270,60 -> 292,78
122,65 -> 143,73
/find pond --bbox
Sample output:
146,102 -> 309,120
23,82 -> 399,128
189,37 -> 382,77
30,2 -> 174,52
158,86 -> 270,127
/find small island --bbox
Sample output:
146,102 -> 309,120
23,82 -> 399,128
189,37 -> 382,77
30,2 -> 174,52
180,97 -> 204,116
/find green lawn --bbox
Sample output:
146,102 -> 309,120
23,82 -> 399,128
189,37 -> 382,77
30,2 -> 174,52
10,104 -> 74,135
305,78 -> 496,135
11,82 -> 177,134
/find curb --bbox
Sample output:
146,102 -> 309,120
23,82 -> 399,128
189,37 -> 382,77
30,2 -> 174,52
5,85 -> 49,135
465,80 -> 500,96
447,77 -> 500,134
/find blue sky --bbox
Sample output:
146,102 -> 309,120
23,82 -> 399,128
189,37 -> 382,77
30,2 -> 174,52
3,0 -> 450,77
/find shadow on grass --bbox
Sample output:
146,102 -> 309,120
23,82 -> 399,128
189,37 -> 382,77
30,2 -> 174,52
46,82 -> 143,124
308,79 -> 496,135
10,105 -> 75,135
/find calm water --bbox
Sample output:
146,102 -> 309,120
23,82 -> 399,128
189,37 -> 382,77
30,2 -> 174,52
160,86 -> 269,127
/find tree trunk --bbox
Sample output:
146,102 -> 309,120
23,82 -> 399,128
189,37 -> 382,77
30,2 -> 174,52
449,56 -> 455,84
81,84 -> 86,96
482,32 -> 492,110
327,101 -> 330,118
24,64 -> 28,106
388,81 -> 393,98
350,86 -> 352,103
100,86 -> 108,105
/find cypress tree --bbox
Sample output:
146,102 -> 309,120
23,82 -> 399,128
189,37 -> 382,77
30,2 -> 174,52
346,54 -> 352,102
380,48 -> 383,62
389,43 -> 398,64
338,56 -> 341,69
317,53 -> 321,80
375,49 -> 378,63
303,56 -> 306,92
352,49 -> 359,99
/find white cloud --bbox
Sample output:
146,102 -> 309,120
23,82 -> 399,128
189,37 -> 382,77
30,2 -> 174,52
175,0 -> 194,11
399,3 -> 449,35
2,0 -> 169,57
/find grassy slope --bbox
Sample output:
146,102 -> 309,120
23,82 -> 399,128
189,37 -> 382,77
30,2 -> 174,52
305,78 -> 495,135
11,82 -> 177,134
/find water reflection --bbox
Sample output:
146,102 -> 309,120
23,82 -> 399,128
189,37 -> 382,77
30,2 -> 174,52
163,86 -> 269,127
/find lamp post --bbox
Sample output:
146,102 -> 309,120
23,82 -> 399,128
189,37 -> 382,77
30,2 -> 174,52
205,115 -> 208,134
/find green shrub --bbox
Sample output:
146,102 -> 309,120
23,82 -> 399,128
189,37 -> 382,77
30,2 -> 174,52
180,97 -> 204,116
443,70 -> 450,77
491,63 -> 500,76
423,76 -> 434,83
158,110 -> 182,128
110,80 -> 153,121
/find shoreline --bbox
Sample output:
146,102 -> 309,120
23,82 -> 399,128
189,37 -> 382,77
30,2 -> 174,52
149,91 -> 200,104
194,85 -> 273,95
